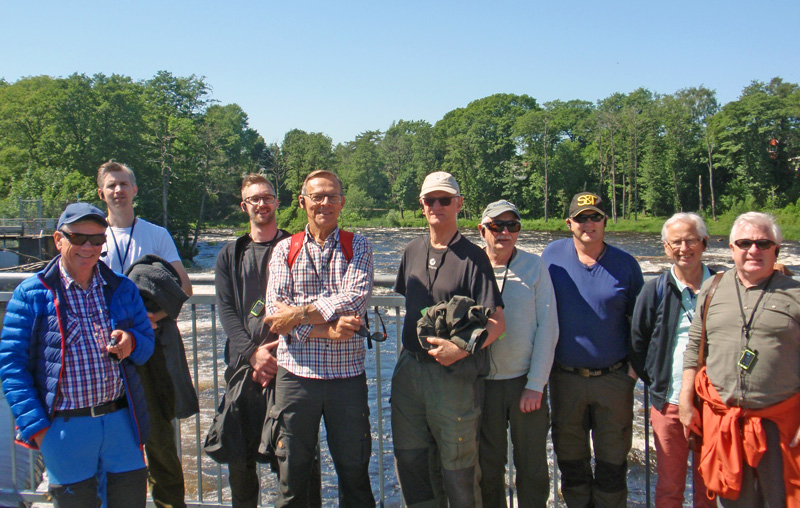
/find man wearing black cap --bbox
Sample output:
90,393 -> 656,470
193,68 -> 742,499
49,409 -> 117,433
541,192 -> 643,508
0,203 -> 155,507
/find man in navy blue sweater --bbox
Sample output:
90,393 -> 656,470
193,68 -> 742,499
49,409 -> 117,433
542,192 -> 643,508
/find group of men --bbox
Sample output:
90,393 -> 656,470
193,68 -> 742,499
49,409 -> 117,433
2,165 -> 800,508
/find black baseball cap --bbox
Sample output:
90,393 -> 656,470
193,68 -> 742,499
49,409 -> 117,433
568,192 -> 605,218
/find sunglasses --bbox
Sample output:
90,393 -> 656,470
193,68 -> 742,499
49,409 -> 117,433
733,239 -> 776,250
571,213 -> 605,224
422,196 -> 454,207
59,230 -> 106,246
356,306 -> 388,349
483,220 -> 521,233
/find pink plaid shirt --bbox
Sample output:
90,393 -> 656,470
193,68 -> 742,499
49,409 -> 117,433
266,227 -> 374,379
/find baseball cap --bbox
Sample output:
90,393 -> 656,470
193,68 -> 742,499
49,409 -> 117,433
481,200 -> 521,221
420,172 -> 460,197
568,192 -> 605,218
57,203 -> 108,229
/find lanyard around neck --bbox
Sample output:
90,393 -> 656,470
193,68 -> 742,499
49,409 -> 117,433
735,271 -> 775,343
425,232 -> 459,294
108,217 -> 137,271
496,248 -> 517,296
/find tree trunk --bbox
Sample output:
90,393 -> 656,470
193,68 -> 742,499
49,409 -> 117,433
543,120 -> 549,222
698,174 -> 703,212
706,133 -> 717,221
610,129 -> 617,223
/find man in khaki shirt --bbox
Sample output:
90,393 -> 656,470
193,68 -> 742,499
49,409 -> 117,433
679,212 -> 800,507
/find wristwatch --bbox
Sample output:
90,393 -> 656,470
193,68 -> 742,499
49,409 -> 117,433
300,306 -> 311,325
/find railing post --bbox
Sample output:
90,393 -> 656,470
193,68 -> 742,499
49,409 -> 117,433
374,307 -> 385,508
191,304 -> 204,502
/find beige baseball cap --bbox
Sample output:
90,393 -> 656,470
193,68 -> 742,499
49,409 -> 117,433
420,172 -> 460,197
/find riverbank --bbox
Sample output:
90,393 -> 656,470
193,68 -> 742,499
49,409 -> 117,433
207,207 -> 800,242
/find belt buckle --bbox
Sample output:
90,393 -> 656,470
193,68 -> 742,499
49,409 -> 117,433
576,367 -> 594,378
90,404 -> 101,417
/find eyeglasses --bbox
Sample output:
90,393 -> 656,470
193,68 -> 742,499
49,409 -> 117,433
59,230 -> 106,246
571,213 -> 605,224
244,194 -> 276,205
483,220 -> 521,233
666,237 -> 702,250
356,306 -> 388,349
422,196 -> 455,207
733,239 -> 776,250
304,193 -> 343,205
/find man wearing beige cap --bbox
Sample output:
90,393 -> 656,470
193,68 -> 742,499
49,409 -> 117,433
542,192 -> 643,508
392,172 -> 506,508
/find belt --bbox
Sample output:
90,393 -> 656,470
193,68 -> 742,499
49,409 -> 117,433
406,350 -> 437,363
556,360 -> 627,378
55,396 -> 128,418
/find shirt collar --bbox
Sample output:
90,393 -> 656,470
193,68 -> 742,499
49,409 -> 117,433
670,264 -> 711,294
58,260 -> 106,291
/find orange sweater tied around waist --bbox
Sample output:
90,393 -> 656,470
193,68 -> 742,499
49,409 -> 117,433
695,366 -> 800,505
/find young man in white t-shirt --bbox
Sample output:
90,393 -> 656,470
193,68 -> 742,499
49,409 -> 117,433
97,160 -> 194,508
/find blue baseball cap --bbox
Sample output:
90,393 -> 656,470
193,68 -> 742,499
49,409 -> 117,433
57,203 -> 108,229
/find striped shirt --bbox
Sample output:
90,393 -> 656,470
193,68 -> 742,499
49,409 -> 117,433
266,227 -> 374,379
55,262 -> 124,411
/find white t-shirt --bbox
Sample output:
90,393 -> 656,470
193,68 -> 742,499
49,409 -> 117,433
101,217 -> 181,273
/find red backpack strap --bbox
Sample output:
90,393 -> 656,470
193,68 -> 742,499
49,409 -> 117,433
287,232 -> 305,269
339,230 -> 354,262
287,229 -> 354,269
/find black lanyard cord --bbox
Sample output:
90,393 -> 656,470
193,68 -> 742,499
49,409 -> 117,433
425,232 -> 459,294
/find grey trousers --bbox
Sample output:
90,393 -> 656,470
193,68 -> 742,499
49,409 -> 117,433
271,368 -> 374,508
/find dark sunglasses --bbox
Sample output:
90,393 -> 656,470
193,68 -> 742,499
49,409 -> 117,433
733,239 -> 776,250
571,213 -> 605,224
483,220 -> 521,233
422,196 -> 454,207
59,230 -> 106,246
356,307 -> 388,349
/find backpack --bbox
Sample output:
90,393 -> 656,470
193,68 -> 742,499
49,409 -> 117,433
286,230 -> 354,269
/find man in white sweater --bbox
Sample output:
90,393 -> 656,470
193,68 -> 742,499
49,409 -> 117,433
477,200 -> 560,508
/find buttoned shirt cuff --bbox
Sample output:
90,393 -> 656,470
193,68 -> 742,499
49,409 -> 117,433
290,324 -> 314,344
313,300 -> 338,322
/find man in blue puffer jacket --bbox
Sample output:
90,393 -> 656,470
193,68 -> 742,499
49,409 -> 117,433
0,203 -> 154,508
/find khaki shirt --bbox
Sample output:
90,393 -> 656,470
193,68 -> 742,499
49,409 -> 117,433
685,270 -> 800,408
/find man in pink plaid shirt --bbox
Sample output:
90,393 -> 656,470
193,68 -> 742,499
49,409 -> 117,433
264,170 -> 375,508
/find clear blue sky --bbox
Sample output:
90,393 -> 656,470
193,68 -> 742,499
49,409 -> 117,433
3,0 -> 798,146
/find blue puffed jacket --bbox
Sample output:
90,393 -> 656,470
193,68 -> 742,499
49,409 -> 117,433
0,257 -> 155,448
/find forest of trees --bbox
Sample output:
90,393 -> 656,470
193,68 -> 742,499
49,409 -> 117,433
1,72 -> 798,258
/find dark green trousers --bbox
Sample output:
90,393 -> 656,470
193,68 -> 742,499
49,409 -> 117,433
480,377 -> 550,508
